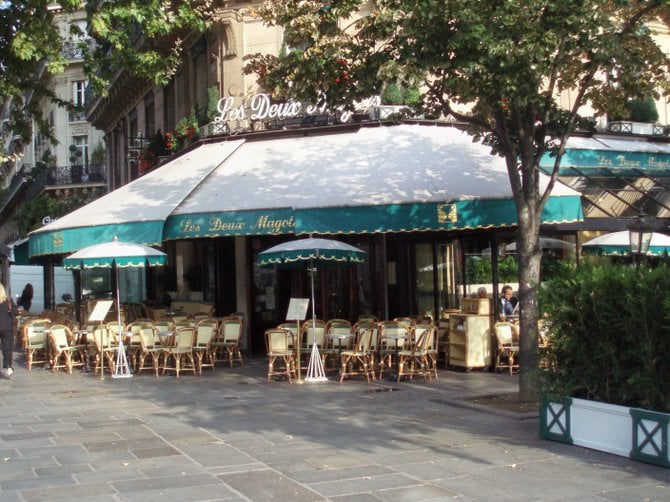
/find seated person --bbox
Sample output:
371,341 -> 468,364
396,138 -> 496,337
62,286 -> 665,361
500,285 -> 520,342
499,285 -> 518,321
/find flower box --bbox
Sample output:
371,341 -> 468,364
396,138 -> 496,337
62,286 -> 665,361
540,397 -> 670,468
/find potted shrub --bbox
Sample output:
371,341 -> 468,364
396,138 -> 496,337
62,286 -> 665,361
91,142 -> 105,166
538,262 -> 670,468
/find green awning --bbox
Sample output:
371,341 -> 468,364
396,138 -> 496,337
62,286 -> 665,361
11,239 -> 32,265
295,197 -> 583,235
541,137 -> 670,175
29,221 -> 165,258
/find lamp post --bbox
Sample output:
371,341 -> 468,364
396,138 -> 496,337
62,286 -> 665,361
628,215 -> 653,270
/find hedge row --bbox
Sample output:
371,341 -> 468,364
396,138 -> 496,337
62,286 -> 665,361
539,263 -> 670,413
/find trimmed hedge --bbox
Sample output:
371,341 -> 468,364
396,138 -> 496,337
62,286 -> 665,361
539,263 -> 670,413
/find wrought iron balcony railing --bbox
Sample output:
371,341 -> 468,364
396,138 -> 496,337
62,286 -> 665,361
44,163 -> 107,186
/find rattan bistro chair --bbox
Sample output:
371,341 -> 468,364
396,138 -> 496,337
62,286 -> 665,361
22,319 -> 51,370
377,321 -> 409,379
494,322 -> 519,375
136,327 -> 165,377
192,322 -> 215,374
211,316 -> 243,367
397,326 -> 438,382
92,327 -> 117,377
162,327 -> 196,378
339,327 -> 376,383
265,328 -> 296,383
48,324 -> 86,374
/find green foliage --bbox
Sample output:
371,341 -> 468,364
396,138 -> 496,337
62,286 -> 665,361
382,83 -> 403,105
13,192 -> 87,236
381,82 -> 422,106
90,142 -> 106,165
538,264 -> 670,413
0,1 -> 80,157
627,97 -> 659,123
206,85 -> 220,122
541,256 -> 575,282
1,1 -> 214,152
465,256 -> 491,284
498,255 -> 519,283
465,255 -> 518,283
84,1 -> 214,96
165,108 -> 199,152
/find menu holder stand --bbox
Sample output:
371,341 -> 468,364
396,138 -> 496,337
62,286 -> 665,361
88,300 -> 132,379
286,298 -> 309,383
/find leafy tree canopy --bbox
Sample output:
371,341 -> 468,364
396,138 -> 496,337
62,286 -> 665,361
83,0 -> 216,96
0,0 -> 81,161
1,0 -> 215,162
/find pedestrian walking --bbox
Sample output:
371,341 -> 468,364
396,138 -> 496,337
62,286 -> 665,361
0,283 -> 17,378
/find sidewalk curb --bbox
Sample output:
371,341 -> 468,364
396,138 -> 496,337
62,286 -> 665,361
430,396 -> 540,420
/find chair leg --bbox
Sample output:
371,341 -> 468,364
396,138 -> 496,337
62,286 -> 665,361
267,355 -> 275,382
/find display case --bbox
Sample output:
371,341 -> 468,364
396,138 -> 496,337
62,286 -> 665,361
448,313 -> 492,370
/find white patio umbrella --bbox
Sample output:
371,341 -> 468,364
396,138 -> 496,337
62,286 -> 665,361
63,237 -> 167,378
258,238 -> 366,382
582,231 -> 670,256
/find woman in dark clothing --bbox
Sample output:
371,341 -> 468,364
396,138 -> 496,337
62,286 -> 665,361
18,283 -> 33,312
0,283 -> 16,378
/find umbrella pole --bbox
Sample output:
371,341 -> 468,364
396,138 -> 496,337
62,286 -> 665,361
295,319 -> 302,382
112,266 -> 132,379
305,260 -> 327,382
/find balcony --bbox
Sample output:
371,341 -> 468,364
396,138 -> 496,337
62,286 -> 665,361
61,38 -> 95,61
44,164 -> 107,186
68,109 -> 87,122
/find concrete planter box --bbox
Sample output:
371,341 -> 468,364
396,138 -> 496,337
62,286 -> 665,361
540,397 -> 669,468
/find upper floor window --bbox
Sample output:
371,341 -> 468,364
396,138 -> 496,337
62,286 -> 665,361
73,80 -> 87,107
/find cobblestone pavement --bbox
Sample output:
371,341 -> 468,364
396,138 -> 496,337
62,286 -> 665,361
1,354 -> 668,501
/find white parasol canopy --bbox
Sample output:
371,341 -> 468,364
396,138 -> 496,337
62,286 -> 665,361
582,231 -> 670,256
63,238 -> 167,378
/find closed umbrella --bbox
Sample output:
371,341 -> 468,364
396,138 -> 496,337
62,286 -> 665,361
63,237 -> 167,378
258,238 -> 366,382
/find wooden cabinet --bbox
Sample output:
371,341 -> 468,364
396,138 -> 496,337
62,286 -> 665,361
448,314 -> 492,370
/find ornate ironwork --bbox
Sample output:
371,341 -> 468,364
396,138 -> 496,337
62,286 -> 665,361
45,164 -> 107,185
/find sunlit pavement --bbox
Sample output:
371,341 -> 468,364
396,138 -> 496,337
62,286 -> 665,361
1,355 -> 668,501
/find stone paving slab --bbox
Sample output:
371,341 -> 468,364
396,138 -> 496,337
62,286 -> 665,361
1,355 -> 669,501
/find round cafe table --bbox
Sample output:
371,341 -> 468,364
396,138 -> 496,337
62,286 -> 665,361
326,332 -> 354,357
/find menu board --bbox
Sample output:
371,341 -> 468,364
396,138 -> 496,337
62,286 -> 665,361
88,300 -> 114,322
286,298 -> 309,321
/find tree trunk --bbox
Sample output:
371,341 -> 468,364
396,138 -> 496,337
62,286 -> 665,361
516,201 -> 542,402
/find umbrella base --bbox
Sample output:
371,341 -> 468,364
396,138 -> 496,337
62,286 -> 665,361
305,343 -> 328,383
112,340 -> 133,379
305,376 -> 328,383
